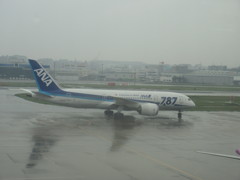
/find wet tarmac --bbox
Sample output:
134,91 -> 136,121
0,88 -> 240,180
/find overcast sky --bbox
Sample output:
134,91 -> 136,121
0,0 -> 239,67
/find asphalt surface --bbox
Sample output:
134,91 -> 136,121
0,88 -> 240,180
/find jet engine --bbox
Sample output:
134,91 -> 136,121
137,103 -> 159,116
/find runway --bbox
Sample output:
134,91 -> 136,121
0,89 -> 240,180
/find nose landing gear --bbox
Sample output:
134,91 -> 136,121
178,110 -> 182,123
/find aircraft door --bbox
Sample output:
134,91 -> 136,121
153,94 -> 158,102
178,96 -> 183,104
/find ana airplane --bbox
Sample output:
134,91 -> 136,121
197,149 -> 240,160
27,59 -> 195,121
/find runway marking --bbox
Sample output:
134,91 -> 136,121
90,132 -> 204,180
127,148 -> 203,180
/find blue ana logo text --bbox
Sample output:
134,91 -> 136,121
141,94 -> 151,98
34,68 -> 53,87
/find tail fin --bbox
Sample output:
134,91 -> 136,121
28,59 -> 62,92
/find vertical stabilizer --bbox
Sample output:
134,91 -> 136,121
28,59 -> 62,92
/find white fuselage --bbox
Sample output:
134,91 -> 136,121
40,88 -> 195,111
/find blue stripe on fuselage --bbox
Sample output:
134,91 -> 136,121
39,90 -> 187,108
40,90 -> 114,102
39,90 -> 156,104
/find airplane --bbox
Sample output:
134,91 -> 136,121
26,59 -> 195,121
197,149 -> 240,160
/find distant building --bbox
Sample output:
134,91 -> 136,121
184,70 -> 236,85
53,60 -> 88,81
233,76 -> 240,85
172,64 -> 191,74
1,54 -> 240,86
136,71 -> 146,81
159,75 -> 173,83
208,65 -> 227,71
0,55 -> 51,80
104,71 -> 135,81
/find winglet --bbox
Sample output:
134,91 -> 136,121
197,151 -> 240,160
28,59 -> 62,92
236,149 -> 240,156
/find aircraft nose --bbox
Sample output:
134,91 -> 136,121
191,100 -> 196,107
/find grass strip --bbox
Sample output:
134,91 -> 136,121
1,81 -> 240,91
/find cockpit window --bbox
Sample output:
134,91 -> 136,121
188,98 -> 191,101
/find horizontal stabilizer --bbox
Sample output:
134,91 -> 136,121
20,88 -> 52,98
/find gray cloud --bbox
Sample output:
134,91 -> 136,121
0,0 -> 239,67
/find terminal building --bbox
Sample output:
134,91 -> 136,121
0,55 -> 34,80
0,56 -> 51,80
0,56 -> 87,82
184,70 -> 239,85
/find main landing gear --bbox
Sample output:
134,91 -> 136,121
178,110 -> 182,123
104,110 -> 124,120
113,112 -> 124,120
104,110 -> 114,117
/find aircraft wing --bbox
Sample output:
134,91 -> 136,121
110,96 -> 140,110
197,151 -> 240,160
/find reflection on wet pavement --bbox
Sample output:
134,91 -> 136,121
1,89 -> 240,180
111,116 -> 140,152
26,126 -> 58,168
24,112 -> 193,170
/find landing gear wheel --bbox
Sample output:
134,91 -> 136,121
114,112 -> 124,120
104,110 -> 114,118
